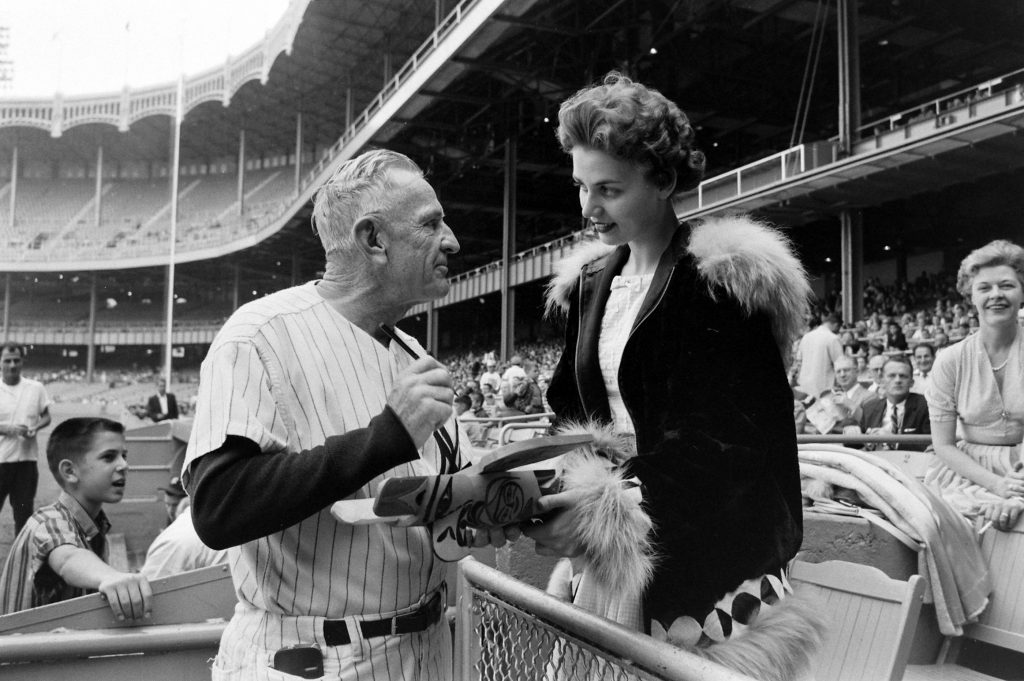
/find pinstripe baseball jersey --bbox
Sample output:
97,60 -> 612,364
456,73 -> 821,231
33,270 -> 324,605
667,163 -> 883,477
185,281 -> 464,620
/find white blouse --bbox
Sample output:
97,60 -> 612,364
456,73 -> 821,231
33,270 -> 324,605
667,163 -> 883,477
598,274 -> 654,434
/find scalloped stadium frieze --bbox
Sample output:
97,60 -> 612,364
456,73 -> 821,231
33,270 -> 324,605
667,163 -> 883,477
0,0 -> 310,137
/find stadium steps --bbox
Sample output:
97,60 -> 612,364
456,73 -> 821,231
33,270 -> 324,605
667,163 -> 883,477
44,184 -> 115,249
215,170 -> 281,224
136,179 -> 202,239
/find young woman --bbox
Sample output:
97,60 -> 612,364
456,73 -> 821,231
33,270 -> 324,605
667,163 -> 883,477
524,72 -> 821,680
925,240 -> 1024,531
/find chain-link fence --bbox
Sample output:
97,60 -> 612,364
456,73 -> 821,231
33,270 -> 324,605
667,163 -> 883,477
455,559 -> 755,681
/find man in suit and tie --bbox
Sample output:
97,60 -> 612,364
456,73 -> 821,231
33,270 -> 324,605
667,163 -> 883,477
147,377 -> 179,422
859,356 -> 930,451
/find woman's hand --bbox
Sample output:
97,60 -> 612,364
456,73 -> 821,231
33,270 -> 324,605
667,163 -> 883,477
992,467 -> 1024,499
520,488 -> 587,558
980,498 -> 1024,532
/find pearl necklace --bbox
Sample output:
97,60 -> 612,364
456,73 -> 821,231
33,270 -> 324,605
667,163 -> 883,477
992,357 -> 1009,372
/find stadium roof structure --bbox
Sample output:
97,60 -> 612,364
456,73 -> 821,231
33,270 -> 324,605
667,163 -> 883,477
2,0 -> 1024,296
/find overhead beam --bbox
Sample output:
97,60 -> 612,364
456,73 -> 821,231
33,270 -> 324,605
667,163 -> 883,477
491,13 -> 578,36
742,0 -> 804,31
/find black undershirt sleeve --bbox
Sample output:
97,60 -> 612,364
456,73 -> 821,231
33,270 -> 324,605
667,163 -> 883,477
185,406 -> 418,550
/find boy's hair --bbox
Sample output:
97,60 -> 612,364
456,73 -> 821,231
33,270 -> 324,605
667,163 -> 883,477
47,417 -> 125,487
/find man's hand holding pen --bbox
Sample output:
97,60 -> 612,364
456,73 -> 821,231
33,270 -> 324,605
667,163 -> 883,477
387,356 -> 455,449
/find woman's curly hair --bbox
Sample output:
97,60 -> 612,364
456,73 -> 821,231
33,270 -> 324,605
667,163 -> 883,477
556,71 -> 705,194
956,239 -> 1024,298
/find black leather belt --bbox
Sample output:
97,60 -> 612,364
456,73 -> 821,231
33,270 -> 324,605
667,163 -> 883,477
322,591 -> 444,646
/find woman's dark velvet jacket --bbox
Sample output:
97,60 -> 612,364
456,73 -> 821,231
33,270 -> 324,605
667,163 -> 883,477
546,220 -> 805,629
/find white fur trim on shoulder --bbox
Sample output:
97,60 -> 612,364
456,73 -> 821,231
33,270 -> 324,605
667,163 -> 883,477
544,239 -> 616,318
688,214 -> 811,360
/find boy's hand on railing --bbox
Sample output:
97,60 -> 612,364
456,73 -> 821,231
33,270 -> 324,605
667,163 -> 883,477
98,572 -> 153,622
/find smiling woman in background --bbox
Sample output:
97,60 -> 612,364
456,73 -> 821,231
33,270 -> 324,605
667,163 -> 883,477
925,240 -> 1024,531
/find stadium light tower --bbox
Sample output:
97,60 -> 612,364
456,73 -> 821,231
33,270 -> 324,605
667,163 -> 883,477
163,70 -> 184,388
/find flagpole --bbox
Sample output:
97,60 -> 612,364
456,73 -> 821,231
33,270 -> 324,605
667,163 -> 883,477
163,72 -> 183,387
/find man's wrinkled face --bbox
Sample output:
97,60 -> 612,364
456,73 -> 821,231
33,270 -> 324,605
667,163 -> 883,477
382,169 -> 461,306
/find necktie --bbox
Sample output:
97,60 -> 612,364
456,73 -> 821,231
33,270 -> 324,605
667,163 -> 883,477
887,403 -> 902,434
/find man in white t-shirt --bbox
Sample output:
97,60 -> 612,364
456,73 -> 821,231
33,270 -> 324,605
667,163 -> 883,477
0,343 -> 53,534
796,313 -> 844,397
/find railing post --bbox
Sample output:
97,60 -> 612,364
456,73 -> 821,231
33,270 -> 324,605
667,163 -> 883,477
454,558 -> 476,681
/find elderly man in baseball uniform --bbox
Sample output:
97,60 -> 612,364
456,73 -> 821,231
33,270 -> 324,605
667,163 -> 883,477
184,149 -> 494,680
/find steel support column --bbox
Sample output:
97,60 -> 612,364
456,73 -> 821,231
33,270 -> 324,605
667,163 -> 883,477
840,211 -> 863,323
86,274 -> 97,383
294,112 -> 303,197
94,145 -> 104,228
237,129 -> 246,217
8,145 -> 16,230
231,264 -> 240,311
837,0 -> 861,155
837,0 -> 862,324
499,135 -> 517,361
2,273 -> 9,342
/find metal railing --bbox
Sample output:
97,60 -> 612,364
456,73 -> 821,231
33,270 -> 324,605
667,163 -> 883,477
678,145 -> 806,214
852,65 -> 1024,137
299,0 -> 497,191
455,558 -> 756,681
0,622 -> 225,663
797,433 -> 933,447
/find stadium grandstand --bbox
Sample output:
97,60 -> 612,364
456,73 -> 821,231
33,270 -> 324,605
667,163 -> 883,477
1,0 -> 1021,380
2,0 -> 1024,677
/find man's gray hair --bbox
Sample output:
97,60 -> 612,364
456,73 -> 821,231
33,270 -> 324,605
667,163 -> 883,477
311,149 -> 422,257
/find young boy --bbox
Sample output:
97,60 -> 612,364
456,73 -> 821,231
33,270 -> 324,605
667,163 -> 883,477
0,417 -> 152,620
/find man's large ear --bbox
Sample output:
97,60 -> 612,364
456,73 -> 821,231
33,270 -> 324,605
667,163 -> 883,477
353,215 -> 387,260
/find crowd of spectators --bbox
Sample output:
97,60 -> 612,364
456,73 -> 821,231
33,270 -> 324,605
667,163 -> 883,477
9,268 -> 997,449
438,340 -> 563,446
790,268 -> 1017,447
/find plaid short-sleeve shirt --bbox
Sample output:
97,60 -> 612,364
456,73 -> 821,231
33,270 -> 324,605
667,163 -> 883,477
0,491 -> 110,614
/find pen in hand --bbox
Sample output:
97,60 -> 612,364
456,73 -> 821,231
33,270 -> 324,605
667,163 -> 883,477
379,323 -> 420,360
378,323 -> 458,462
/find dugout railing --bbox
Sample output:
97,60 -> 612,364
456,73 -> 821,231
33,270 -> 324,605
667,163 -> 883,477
455,558 -> 756,681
